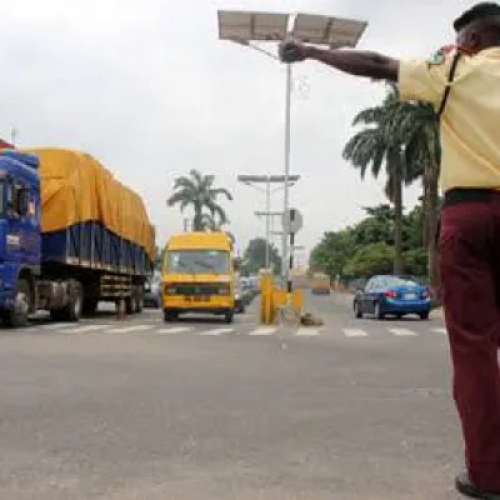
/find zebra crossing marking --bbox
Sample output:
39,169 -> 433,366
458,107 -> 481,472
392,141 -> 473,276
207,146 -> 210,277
342,328 -> 368,337
199,327 -> 234,336
106,325 -> 153,334
389,328 -> 418,337
40,323 -> 72,330
295,327 -> 320,337
156,326 -> 193,334
432,327 -> 447,335
248,326 -> 277,336
60,325 -> 107,334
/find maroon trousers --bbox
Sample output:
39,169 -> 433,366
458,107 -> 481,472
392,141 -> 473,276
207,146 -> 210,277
439,197 -> 500,490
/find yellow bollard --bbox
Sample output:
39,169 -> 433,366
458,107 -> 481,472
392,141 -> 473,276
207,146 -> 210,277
292,289 -> 303,315
259,271 -> 274,325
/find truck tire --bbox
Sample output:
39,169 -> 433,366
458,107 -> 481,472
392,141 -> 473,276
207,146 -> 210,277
3,279 -> 31,328
63,281 -> 83,322
135,297 -> 143,313
126,296 -> 136,315
134,285 -> 144,314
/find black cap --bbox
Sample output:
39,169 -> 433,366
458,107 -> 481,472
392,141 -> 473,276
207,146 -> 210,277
453,2 -> 500,32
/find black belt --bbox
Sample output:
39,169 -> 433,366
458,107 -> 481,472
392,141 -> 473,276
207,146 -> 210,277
443,188 -> 499,207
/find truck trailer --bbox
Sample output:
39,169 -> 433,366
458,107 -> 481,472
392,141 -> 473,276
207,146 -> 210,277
0,148 -> 155,327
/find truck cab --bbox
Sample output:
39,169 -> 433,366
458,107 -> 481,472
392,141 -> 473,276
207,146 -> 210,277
162,232 -> 235,323
0,150 -> 41,325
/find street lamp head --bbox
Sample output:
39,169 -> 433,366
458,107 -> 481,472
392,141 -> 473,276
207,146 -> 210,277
217,10 -> 290,43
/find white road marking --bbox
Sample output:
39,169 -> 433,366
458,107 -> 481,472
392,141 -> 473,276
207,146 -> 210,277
60,325 -> 108,334
199,327 -> 234,336
343,328 -> 368,337
156,327 -> 193,334
295,327 -> 320,337
389,328 -> 418,337
248,326 -> 277,336
40,323 -> 72,330
106,325 -> 153,334
432,327 -> 447,335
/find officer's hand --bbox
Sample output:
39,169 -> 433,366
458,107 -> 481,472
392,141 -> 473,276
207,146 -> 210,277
279,41 -> 307,63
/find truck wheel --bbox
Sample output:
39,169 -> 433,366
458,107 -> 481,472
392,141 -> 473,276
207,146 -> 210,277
135,298 -> 143,313
3,279 -> 31,328
126,296 -> 137,315
64,282 -> 83,322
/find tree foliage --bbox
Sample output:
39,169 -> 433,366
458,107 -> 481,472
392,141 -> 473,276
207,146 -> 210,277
167,169 -> 233,231
310,203 -> 427,279
241,238 -> 282,276
342,82 -> 440,280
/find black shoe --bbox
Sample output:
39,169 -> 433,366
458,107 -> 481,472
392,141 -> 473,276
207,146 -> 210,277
455,472 -> 500,499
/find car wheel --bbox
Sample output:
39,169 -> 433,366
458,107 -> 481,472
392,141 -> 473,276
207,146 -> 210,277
419,311 -> 430,320
224,309 -> 234,324
354,301 -> 362,319
163,309 -> 178,322
374,302 -> 384,320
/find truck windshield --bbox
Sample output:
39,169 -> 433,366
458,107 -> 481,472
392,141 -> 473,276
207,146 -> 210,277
166,250 -> 230,274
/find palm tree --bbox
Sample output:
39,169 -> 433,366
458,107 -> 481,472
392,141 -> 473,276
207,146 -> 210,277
167,169 -> 233,231
399,101 -> 441,293
343,82 -> 441,292
342,84 -> 421,275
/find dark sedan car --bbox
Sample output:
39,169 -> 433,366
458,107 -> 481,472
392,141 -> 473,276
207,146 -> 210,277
353,275 -> 431,320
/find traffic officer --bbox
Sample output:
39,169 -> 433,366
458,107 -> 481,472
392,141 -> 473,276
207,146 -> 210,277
279,3 -> 500,498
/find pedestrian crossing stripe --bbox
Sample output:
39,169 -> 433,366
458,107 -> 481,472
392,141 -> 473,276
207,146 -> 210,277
199,327 -> 235,336
295,327 -> 320,337
431,327 -> 447,334
248,327 -> 277,336
13,322 -> 448,339
106,325 -> 152,334
155,327 -> 192,334
388,328 -> 418,337
343,328 -> 368,337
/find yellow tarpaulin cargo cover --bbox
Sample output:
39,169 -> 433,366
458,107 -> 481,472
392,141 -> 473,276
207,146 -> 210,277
24,148 -> 155,262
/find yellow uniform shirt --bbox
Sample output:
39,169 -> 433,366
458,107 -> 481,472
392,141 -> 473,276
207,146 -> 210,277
398,47 -> 500,193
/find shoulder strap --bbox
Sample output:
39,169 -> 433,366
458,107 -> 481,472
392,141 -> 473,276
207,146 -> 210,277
436,53 -> 461,119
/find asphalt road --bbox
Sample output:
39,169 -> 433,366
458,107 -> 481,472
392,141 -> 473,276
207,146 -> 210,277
0,292 -> 463,499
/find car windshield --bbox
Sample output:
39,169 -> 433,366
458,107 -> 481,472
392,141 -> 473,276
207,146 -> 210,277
165,249 -> 230,274
374,276 -> 418,289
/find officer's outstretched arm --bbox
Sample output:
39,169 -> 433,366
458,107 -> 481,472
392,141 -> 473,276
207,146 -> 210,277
279,41 -> 453,107
281,43 -> 398,81
304,46 -> 398,81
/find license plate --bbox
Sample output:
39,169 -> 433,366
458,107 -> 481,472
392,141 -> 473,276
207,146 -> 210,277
404,293 -> 416,300
193,296 -> 209,302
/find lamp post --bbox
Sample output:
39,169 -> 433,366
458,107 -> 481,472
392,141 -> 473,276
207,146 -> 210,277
218,10 -> 367,283
238,174 -> 299,269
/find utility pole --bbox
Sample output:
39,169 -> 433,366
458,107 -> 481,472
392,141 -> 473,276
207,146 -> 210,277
10,127 -> 17,147
238,174 -> 299,270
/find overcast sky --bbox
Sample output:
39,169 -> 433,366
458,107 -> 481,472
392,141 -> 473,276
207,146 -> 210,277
0,0 -> 476,262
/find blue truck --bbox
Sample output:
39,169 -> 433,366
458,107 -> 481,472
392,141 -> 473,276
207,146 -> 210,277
0,148 -> 155,327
